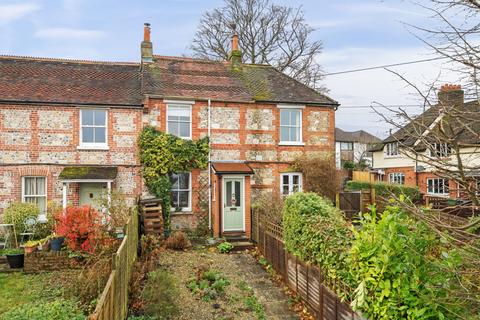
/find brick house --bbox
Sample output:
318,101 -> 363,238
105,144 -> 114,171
370,85 -> 480,199
0,24 -> 338,239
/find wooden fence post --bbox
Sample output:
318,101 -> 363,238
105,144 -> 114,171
336,192 -> 340,208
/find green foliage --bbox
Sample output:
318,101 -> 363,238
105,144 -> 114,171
3,248 -> 24,255
349,206 -> 454,319
142,270 -> 179,319
217,241 -> 234,253
187,269 -> 230,301
3,202 -> 39,240
283,192 -> 354,296
0,299 -> 85,320
345,180 -> 421,202
138,126 -> 209,237
343,160 -> 356,170
237,281 -> 266,319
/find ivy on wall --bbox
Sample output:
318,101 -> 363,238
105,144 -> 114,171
138,126 -> 209,237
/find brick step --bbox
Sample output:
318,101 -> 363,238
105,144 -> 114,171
231,241 -> 254,252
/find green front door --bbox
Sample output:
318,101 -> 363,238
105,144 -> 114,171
223,177 -> 244,231
79,183 -> 107,210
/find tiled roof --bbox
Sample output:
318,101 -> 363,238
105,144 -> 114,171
335,128 -> 381,144
212,162 -> 254,174
59,166 -> 118,180
142,56 -> 337,105
0,55 -> 142,106
370,100 -> 480,151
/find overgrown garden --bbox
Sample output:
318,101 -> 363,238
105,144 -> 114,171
279,192 -> 480,319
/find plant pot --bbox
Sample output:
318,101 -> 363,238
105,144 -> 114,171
24,246 -> 37,254
50,237 -> 65,251
6,254 -> 24,269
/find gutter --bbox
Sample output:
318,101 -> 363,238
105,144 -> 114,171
0,99 -> 143,108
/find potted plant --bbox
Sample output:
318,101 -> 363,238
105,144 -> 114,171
49,234 -> 65,251
4,248 -> 25,269
24,240 -> 39,254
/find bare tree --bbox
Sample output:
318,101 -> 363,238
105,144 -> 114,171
190,0 -> 326,91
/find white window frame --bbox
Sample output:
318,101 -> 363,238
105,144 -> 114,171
278,105 -> 304,145
389,172 -> 405,184
280,172 -> 303,196
385,142 -> 399,157
78,109 -> 108,150
429,143 -> 451,158
340,142 -> 354,151
21,176 -> 47,214
427,178 -> 449,196
166,104 -> 192,139
170,172 -> 192,212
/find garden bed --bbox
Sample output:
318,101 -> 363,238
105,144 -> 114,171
132,248 -> 299,320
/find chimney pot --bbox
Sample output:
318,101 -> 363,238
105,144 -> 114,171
141,23 -> 153,64
229,31 -> 242,71
232,32 -> 239,51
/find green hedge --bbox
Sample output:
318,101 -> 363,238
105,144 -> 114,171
282,192 -> 354,296
281,192 -> 474,319
345,181 -> 421,201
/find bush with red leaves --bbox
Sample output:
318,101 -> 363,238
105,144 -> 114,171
55,206 -> 111,253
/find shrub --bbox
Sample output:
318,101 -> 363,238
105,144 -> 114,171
0,299 -> 84,320
165,231 -> 191,250
292,155 -> 339,200
97,191 -> 131,231
345,180 -> 421,202
252,191 -> 284,225
217,241 -> 234,253
3,202 -> 39,240
142,270 -> 179,319
349,206 -> 452,319
55,206 -> 109,253
283,192 -> 354,296
34,201 -> 61,240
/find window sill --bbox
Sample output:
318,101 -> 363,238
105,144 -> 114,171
426,193 -> 449,197
171,210 -> 193,216
384,155 -> 401,159
77,145 -> 109,151
279,142 -> 305,146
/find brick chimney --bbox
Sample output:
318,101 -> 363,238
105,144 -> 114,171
229,31 -> 242,71
438,84 -> 464,109
141,23 -> 153,63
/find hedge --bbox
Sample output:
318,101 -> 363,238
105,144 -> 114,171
282,192 -> 354,297
345,181 -> 421,201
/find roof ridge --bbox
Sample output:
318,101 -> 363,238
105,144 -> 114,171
0,54 -> 139,66
153,54 -> 226,64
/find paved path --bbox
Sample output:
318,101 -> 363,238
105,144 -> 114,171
230,253 -> 299,320
156,249 -> 299,320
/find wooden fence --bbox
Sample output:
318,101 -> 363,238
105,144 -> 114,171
253,214 -> 364,320
88,208 -> 139,320
352,171 -> 374,183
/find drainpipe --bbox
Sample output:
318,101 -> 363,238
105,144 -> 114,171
208,98 -> 212,230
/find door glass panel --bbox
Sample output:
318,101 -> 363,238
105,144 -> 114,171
234,181 -> 241,207
226,181 -> 232,206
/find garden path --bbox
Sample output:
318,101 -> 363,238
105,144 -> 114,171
156,249 -> 299,320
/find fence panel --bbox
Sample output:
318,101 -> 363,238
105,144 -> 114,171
255,216 -> 362,320
89,208 -> 139,320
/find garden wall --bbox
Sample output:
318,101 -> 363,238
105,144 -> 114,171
24,251 -> 80,273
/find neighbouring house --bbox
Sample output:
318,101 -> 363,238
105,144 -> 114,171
0,24 -> 337,240
335,128 -> 381,169
370,85 -> 480,199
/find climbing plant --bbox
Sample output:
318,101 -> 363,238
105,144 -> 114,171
138,126 -> 209,237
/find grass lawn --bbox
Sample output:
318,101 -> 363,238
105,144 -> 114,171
0,271 -> 75,315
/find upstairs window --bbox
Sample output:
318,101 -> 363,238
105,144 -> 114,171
167,105 -> 191,139
385,142 -> 399,156
80,109 -> 107,148
430,143 -> 451,158
22,177 -> 47,214
170,172 -> 191,211
280,109 -> 302,144
427,178 -> 449,195
340,142 -> 353,151
281,173 -> 302,196
389,172 -> 405,184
